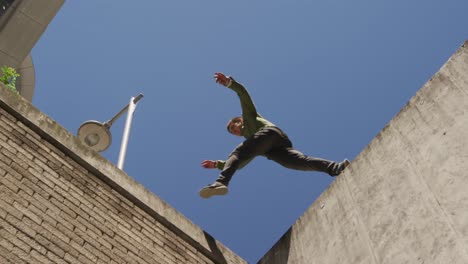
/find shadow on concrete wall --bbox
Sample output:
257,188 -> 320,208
257,227 -> 292,264
203,231 -> 228,264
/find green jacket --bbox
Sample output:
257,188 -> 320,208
216,78 -> 275,170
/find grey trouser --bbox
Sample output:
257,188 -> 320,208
217,127 -> 341,185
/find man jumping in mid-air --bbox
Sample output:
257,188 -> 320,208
199,72 -> 350,198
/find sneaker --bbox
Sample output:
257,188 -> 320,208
330,159 -> 351,177
338,159 -> 350,174
199,182 -> 228,199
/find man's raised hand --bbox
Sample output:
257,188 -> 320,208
214,72 -> 231,87
201,160 -> 217,169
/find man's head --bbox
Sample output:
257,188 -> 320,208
226,117 -> 243,136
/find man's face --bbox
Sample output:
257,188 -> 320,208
228,119 -> 243,136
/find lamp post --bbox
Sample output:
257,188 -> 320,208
77,93 -> 143,169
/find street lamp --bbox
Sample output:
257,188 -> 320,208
77,93 -> 143,169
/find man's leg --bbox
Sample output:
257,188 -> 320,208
266,148 -> 349,176
199,128 -> 284,198
217,128 -> 287,185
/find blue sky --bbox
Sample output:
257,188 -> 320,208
31,1 -> 467,262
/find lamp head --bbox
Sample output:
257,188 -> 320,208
77,120 -> 112,152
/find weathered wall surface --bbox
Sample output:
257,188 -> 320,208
259,41 -> 468,264
0,0 -> 64,101
0,87 -> 246,262
0,0 -> 63,68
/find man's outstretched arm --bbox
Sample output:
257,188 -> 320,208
200,158 -> 253,170
214,72 -> 258,119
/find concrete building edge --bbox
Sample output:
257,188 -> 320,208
257,40 -> 468,264
0,84 -> 246,264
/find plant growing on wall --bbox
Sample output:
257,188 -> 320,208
0,66 -> 20,94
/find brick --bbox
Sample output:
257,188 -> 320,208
0,218 -> 18,235
7,130 -> 24,145
45,159 -> 63,174
0,108 -> 14,119
35,180 -> 56,199
34,193 -> 59,213
92,239 -> 118,262
19,191 -> 46,212
0,244 -> 27,264
111,246 -> 134,263
66,156 -> 88,174
54,232 -> 81,258
15,189 -> 33,203
50,211 -> 73,231
45,251 -> 68,264
13,201 -> 43,225
0,119 -> 14,133
76,215 -> 104,237
17,134 -> 39,152
127,250 -> 152,264
90,200 -> 109,223
42,168 -> 60,182
93,194 -> 118,215
50,197 -> 77,219
56,222 -> 84,246
27,165 -> 44,179
70,240 -> 98,263
15,121 -> 38,136
49,150 -> 74,170
0,151 -> 12,165
0,206 -> 7,219
10,162 -> 34,182
16,231 -> 48,256
76,194 -> 96,212
35,234 -> 65,258
0,164 -> 6,176
30,174 -> 55,194
116,223 -> 142,244
33,147 -> 50,163
27,203 -> 58,227
0,140 -> 17,155
25,132 -> 51,151
0,131 -> 7,142
52,185 -> 73,205
41,221 -> 72,245
0,238 -> 14,252
114,234 -> 140,256
49,196 -> 77,219
0,185 -> 20,205
77,253 -> 96,264
83,242 -> 112,263
64,252 -> 80,264
14,143 -> 35,162
18,177 -> 35,196
131,214 -> 153,234
163,237 -> 187,259
13,157 -> 30,171
8,163 -> 29,182
0,254 -> 10,264
6,214 -> 37,239
29,249 -> 50,263
2,202 -> 24,221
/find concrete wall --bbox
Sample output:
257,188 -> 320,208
259,41 -> 468,264
0,87 -> 246,262
0,0 -> 64,101
0,0 -> 63,68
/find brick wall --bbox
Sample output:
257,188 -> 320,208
0,87 -> 246,263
